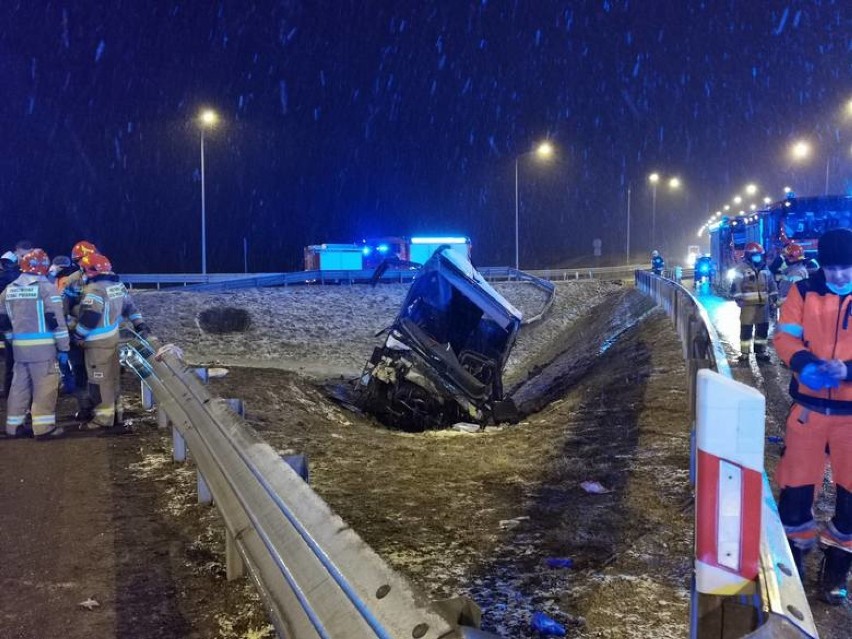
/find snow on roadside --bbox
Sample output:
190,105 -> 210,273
133,280 -> 621,379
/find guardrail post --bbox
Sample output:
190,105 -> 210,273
225,529 -> 245,581
225,398 -> 245,418
694,369 -> 764,636
156,406 -> 171,430
172,426 -> 187,462
141,381 -> 154,410
197,470 -> 213,504
283,454 -> 310,483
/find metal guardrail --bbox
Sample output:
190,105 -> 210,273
121,264 -> 667,291
635,271 -> 818,639
119,335 -> 498,639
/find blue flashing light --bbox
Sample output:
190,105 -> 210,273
698,263 -> 710,275
410,236 -> 468,244
362,247 -> 372,256
377,244 -> 389,253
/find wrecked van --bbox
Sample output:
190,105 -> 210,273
358,246 -> 522,430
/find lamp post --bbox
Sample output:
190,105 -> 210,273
626,184 -> 632,265
791,138 -> 833,196
198,109 -> 218,274
648,173 -> 659,250
514,141 -> 554,270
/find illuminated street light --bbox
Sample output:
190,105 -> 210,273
790,139 -> 832,195
647,172 -> 680,251
197,108 -> 219,275
763,197 -> 772,204
733,196 -> 742,205
745,183 -> 758,195
749,204 -> 757,211
724,205 -> 730,211
791,140 -> 811,160
783,186 -> 792,194
514,141 -> 554,270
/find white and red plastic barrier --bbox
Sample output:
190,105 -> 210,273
695,369 -> 765,594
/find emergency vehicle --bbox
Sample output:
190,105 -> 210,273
304,236 -> 473,271
708,195 -> 852,282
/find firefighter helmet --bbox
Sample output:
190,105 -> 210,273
744,242 -> 765,256
71,241 -> 98,263
782,242 -> 805,263
80,253 -> 113,276
651,250 -> 660,258
20,249 -> 51,276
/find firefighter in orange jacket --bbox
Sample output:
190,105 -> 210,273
0,249 -> 70,440
774,228 -> 852,605
74,253 -> 149,430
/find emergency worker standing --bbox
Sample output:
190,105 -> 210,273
774,228 -> 852,605
731,242 -> 777,363
0,249 -> 70,439
63,240 -> 98,420
650,250 -> 665,275
777,243 -> 809,307
74,254 -> 149,430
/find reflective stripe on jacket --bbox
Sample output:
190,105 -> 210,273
731,263 -> 777,307
0,274 -> 69,362
775,272 -> 852,411
75,274 -> 145,348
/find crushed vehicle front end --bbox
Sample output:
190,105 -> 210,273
358,247 -> 522,430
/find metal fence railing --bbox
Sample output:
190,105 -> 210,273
119,334 -> 499,639
122,264 -> 659,291
635,270 -> 818,639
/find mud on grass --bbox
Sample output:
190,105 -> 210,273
208,308 -> 694,638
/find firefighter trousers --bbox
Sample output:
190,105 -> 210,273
5,360 -> 60,437
69,343 -> 92,413
740,322 -> 769,355
84,345 -> 121,427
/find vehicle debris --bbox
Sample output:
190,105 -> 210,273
357,247 -> 522,430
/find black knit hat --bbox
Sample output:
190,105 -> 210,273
818,228 -> 852,267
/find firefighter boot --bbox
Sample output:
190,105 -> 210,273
819,546 -> 852,605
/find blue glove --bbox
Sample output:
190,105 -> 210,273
57,351 -> 69,367
800,363 -> 840,391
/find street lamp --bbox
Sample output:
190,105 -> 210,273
197,108 -> 219,275
789,139 -> 831,195
648,173 -> 680,251
514,141 -> 554,270
648,173 -> 660,250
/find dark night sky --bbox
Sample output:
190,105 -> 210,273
0,1 -> 850,272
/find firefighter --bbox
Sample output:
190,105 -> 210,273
63,240 -> 99,420
777,243 -> 809,307
650,250 -> 665,275
74,253 -> 150,430
731,242 -> 777,363
774,228 -> 852,604
0,249 -> 70,440
48,255 -> 75,292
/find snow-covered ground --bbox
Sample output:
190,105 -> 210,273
134,280 -> 622,380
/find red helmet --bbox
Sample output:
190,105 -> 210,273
71,241 -> 98,263
744,242 -> 765,256
80,253 -> 113,276
20,249 -> 51,276
782,242 -> 805,263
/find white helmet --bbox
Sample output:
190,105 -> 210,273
651,250 -> 660,258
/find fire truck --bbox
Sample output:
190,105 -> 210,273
305,236 -> 472,271
708,194 -> 852,282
